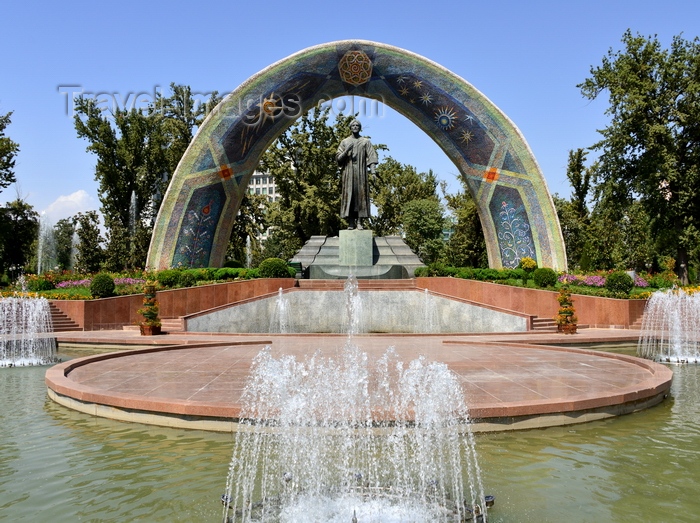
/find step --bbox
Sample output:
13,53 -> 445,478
123,319 -> 183,333
48,304 -> 83,332
160,318 -> 184,332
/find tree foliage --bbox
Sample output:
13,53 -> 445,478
402,198 -> 446,264
226,192 -> 270,266
73,84 -> 220,270
565,148 -> 592,219
73,211 -> 105,273
579,30 -> 700,283
369,157 -> 440,236
443,179 -> 487,268
0,198 -> 38,274
0,111 -> 19,193
54,218 -> 76,270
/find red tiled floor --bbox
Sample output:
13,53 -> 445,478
45,331 -> 673,431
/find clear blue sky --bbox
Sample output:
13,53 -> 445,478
2,0 -> 698,224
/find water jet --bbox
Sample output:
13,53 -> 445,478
637,289 -> 700,364
1,294 -> 58,366
222,277 -> 489,522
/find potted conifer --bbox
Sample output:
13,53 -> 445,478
554,285 -> 578,334
137,283 -> 162,335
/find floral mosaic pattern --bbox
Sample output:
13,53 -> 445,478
490,186 -> 535,268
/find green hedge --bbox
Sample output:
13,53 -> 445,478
156,269 -> 180,288
605,271 -> 634,294
90,273 -> 115,298
258,258 -> 292,278
533,267 -> 558,288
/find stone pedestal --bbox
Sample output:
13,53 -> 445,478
339,229 -> 373,267
291,235 -> 425,280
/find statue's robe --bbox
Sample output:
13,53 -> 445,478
336,135 -> 378,220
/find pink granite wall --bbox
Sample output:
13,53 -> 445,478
50,278 -> 295,330
49,277 -> 646,330
415,277 -> 646,328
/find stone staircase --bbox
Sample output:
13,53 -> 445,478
122,318 -> 184,333
160,318 -> 184,332
531,317 -> 558,332
48,303 -> 83,332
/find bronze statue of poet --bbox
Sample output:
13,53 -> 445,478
336,119 -> 378,229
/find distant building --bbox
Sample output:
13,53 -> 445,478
247,172 -> 280,203
246,171 -> 280,241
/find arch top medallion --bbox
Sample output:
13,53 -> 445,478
147,40 -> 567,271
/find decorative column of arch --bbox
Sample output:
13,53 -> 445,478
147,40 -> 567,271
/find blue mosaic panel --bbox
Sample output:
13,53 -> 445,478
489,186 -> 535,268
172,182 -> 226,268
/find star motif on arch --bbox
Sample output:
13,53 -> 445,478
399,86 -> 410,96
420,92 -> 433,105
252,92 -> 283,128
413,80 -> 424,89
434,106 -> 458,130
459,130 -> 473,144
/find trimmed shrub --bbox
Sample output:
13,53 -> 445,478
533,267 -> 558,288
178,271 -> 196,288
223,259 -> 244,268
455,267 -> 475,280
90,273 -> 115,298
258,258 -> 292,278
214,267 -> 241,280
27,277 -> 55,292
473,268 -> 500,281
414,266 -> 429,277
156,269 -> 180,288
604,271 -> 634,295
181,268 -> 214,282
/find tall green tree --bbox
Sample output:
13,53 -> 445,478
73,211 -> 104,273
553,195 -> 587,270
579,30 -> 700,283
369,157 -> 440,236
402,198 -> 446,264
54,217 -> 76,270
73,84 -> 220,270
0,111 -> 19,193
0,198 -> 38,274
226,192 -> 270,266
443,181 -> 487,268
566,148 -> 593,219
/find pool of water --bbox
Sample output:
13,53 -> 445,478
1,347 -> 699,522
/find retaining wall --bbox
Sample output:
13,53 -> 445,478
49,279 -> 294,330
50,277 -> 647,331
416,277 -> 647,329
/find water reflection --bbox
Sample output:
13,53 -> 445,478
1,347 -> 700,522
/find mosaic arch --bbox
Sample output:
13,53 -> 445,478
147,40 -> 567,271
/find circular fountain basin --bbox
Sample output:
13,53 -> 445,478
45,334 -> 672,432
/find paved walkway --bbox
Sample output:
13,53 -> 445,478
45,328 -> 672,432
